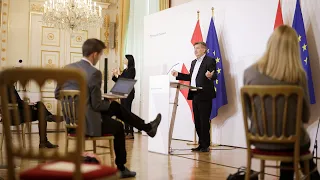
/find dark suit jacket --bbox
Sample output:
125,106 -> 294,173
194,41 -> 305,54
7,85 -> 26,125
7,85 -> 49,125
176,55 -> 217,101
243,65 -> 310,150
55,60 -> 109,136
112,67 -> 136,101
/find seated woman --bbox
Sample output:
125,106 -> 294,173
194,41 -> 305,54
243,25 -> 320,179
6,84 -> 60,148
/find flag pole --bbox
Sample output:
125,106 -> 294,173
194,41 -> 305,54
209,7 -> 219,148
186,129 -> 198,146
187,10 -> 201,147
197,10 -> 200,20
211,7 -> 214,17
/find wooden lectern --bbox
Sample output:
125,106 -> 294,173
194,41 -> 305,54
148,75 -> 201,155
168,82 -> 201,153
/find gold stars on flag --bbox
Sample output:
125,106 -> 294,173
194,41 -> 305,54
213,51 -> 216,56
214,87 -> 216,92
217,68 -> 221,74
304,57 -> 308,64
298,35 -> 302,42
207,49 -> 210,53
216,79 -> 218,84
215,57 -> 220,63
302,44 -> 307,51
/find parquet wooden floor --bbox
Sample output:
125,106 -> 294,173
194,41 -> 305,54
0,132 -> 318,180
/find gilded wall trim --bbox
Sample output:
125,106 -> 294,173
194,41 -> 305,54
104,14 -> 110,55
115,14 -> 119,55
30,3 -> 44,13
0,0 -> 9,65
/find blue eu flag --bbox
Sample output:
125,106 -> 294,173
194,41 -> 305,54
206,17 -> 228,119
292,0 -> 316,104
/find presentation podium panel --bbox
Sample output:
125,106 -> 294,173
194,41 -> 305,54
148,75 -> 200,155
148,75 -> 170,154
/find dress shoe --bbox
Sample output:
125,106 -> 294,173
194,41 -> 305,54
191,146 -> 201,152
200,147 -> 210,152
147,114 -> 162,138
39,141 -> 59,148
120,167 -> 136,178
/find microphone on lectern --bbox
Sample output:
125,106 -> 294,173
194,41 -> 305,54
166,63 -> 180,74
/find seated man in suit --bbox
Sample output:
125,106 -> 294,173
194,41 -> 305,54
54,38 -> 161,178
5,84 -> 60,148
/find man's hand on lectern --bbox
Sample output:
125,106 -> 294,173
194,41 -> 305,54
171,70 -> 178,77
205,70 -> 214,79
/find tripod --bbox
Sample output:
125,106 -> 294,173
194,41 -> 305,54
312,117 -> 320,166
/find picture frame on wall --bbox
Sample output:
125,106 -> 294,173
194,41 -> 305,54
70,52 -> 83,63
41,26 -> 60,47
70,30 -> 88,48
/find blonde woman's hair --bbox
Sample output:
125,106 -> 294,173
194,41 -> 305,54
256,25 -> 306,86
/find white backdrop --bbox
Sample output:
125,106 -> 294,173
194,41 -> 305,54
143,0 -> 320,152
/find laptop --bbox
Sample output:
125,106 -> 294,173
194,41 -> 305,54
104,78 -> 137,98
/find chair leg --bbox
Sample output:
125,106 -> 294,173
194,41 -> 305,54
0,125 -> 4,151
21,124 -> 26,148
304,160 -> 310,180
109,140 -> 115,166
65,138 -> 69,153
26,122 -> 32,133
93,140 -> 96,153
276,161 -> 280,176
260,160 -> 265,180
0,134 -> 4,151
294,158 -> 300,180
245,154 -> 252,180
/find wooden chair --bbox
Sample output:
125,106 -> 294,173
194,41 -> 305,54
59,90 -> 115,163
240,85 -> 313,180
0,104 -> 27,150
0,96 -> 34,150
0,68 -> 119,180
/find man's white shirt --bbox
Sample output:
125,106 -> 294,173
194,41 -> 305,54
190,54 -> 205,87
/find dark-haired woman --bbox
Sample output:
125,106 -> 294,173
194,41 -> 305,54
112,54 -> 136,139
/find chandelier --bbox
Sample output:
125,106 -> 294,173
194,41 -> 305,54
42,0 -> 103,31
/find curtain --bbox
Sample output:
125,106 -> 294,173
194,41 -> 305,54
159,0 -> 170,11
149,0 -> 159,14
119,0 -> 130,70
124,0 -> 148,117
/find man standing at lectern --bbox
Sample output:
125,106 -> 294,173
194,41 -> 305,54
171,42 -> 217,152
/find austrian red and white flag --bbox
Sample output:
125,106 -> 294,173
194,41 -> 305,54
179,63 -> 194,121
274,0 -> 284,29
191,20 -> 203,45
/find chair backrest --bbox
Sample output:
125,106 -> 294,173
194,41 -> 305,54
240,85 -> 304,149
0,68 -> 87,180
0,104 -> 19,125
59,90 -> 80,129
